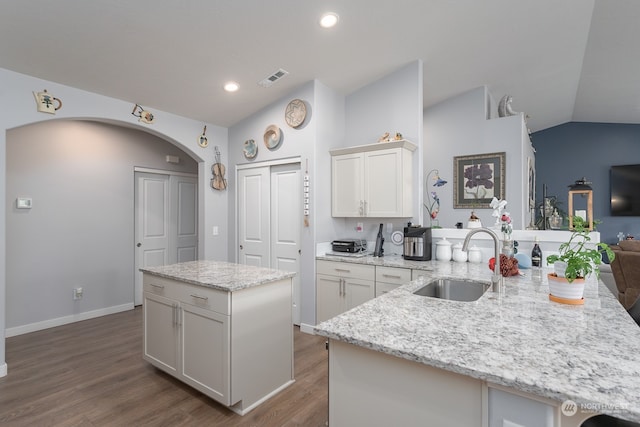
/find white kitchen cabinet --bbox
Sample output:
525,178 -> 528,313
316,260 -> 375,323
375,265 -> 411,296
488,385 -> 557,427
143,273 -> 293,415
330,140 -> 416,217
143,278 -> 231,405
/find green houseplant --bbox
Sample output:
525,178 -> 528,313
546,216 -> 615,303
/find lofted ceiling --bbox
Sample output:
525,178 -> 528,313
1,0 -> 638,133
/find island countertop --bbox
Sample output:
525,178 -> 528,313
314,257 -> 640,422
140,260 -> 295,292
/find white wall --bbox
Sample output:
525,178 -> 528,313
6,121 -> 197,332
0,67 -> 229,377
333,60 -> 424,248
424,86 -> 531,230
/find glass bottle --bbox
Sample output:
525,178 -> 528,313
531,237 -> 542,268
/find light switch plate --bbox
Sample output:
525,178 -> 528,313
16,197 -> 32,209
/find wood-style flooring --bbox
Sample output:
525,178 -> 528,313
0,307 -> 328,427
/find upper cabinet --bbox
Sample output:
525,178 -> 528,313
330,140 -> 416,217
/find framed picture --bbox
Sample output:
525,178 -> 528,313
453,152 -> 506,208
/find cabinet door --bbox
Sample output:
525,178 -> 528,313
488,387 -> 556,427
364,148 -> 411,217
180,303 -> 231,405
332,153 -> 364,217
344,278 -> 375,311
316,274 -> 344,323
143,292 -> 179,374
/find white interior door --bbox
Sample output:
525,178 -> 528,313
171,175 -> 198,263
237,167 -> 270,267
135,171 -> 198,305
270,164 -> 301,325
135,173 -> 170,305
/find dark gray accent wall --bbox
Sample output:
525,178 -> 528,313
532,122 -> 640,243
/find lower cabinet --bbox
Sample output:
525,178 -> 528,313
143,282 -> 231,405
488,385 -> 557,427
316,260 -> 375,323
143,273 -> 293,415
376,266 -> 412,296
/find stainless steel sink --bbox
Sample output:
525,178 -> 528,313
413,278 -> 490,302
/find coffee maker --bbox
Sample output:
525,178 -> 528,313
403,224 -> 432,261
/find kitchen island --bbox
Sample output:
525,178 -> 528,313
314,256 -> 640,426
141,260 -> 295,415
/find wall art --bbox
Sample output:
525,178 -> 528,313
453,152 -> 505,209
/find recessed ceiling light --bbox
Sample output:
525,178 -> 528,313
224,81 -> 239,92
320,12 -> 339,28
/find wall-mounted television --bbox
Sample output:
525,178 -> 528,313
611,164 -> 640,216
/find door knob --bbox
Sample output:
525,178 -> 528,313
239,245 -> 243,250
136,243 -> 142,247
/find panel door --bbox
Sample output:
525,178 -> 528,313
332,153 -> 364,217
237,167 -> 270,267
364,148 -> 403,217
316,274 -> 344,324
344,278 -> 375,312
270,164 -> 301,324
180,303 -> 230,405
171,175 -> 198,263
143,292 -> 178,374
135,173 -> 170,305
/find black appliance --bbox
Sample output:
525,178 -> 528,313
403,225 -> 432,261
331,239 -> 367,253
373,224 -> 384,257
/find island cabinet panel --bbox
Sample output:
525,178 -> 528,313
328,340 -> 484,427
143,276 -> 231,405
143,292 -> 179,374
330,141 -> 415,218
143,271 -> 294,415
316,260 -> 375,323
180,303 -> 230,403
488,385 -> 557,427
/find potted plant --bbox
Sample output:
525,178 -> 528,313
546,216 -> 615,304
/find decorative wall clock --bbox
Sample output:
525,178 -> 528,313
285,99 -> 307,128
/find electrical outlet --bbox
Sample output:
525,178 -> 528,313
73,287 -> 83,300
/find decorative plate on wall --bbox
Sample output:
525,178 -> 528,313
263,124 -> 282,149
285,99 -> 307,128
243,139 -> 257,159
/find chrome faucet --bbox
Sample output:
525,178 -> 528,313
462,227 -> 503,292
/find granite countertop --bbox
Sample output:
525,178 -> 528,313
140,260 -> 295,292
314,255 -> 640,422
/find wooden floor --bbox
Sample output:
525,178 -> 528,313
0,307 -> 328,427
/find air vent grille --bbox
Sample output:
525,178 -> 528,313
258,68 -> 289,88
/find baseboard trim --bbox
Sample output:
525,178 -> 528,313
5,303 -> 135,338
0,362 -> 7,378
299,323 -> 316,335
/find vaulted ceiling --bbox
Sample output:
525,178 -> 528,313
1,0 -> 637,133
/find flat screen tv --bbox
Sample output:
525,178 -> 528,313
611,164 -> 640,216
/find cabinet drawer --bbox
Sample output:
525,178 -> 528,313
375,266 -> 411,285
375,282 -> 401,297
317,260 -> 375,280
143,274 -> 230,315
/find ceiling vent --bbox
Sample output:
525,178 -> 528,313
258,68 -> 289,88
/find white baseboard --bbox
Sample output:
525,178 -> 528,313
5,303 -> 135,338
0,362 -> 7,378
299,323 -> 316,335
